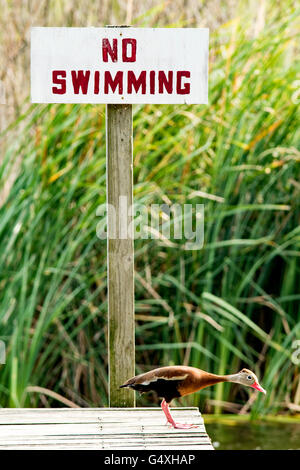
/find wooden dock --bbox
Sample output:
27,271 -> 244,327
0,407 -> 214,450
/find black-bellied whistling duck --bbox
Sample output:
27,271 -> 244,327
120,366 -> 266,429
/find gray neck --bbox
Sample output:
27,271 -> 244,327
223,373 -> 241,384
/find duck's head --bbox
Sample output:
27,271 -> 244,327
230,368 -> 266,394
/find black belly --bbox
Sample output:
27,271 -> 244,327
130,378 -> 182,403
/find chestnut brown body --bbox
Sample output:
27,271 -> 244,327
120,365 -> 226,403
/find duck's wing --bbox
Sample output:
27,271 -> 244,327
120,366 -> 190,389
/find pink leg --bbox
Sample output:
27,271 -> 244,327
161,399 -> 198,429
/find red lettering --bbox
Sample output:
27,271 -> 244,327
127,71 -> 146,94
52,70 -> 66,94
158,71 -> 173,94
176,71 -> 190,94
71,70 -> 90,94
122,38 -> 137,62
104,71 -> 123,94
102,38 -> 118,62
94,71 -> 100,94
150,71 -> 155,94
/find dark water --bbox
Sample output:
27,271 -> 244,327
205,420 -> 300,450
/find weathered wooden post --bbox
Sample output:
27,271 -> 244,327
105,24 -> 135,408
106,103 -> 135,407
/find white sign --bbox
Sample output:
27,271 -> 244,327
31,27 -> 208,104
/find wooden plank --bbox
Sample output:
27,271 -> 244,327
0,444 -> 214,450
0,408 -> 203,424
0,423 -> 206,436
0,406 -> 201,413
106,103 -> 135,408
0,408 -> 214,450
0,406 -> 201,412
0,434 -> 209,440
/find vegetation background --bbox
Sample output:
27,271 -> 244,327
0,0 -> 299,418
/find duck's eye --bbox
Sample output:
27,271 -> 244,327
247,375 -> 252,380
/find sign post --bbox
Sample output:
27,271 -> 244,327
31,26 -> 208,407
106,102 -> 135,406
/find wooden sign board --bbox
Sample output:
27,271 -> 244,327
31,27 -> 208,104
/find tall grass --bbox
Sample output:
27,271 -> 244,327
0,2 -> 299,415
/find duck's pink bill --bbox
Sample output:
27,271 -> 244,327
252,382 -> 266,394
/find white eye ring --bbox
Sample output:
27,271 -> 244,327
247,375 -> 252,380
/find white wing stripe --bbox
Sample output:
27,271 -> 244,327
140,374 -> 188,386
